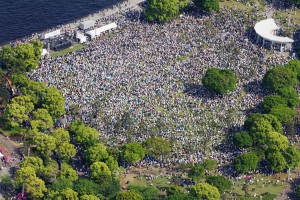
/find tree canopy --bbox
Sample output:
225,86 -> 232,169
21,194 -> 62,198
206,175 -> 232,192
84,143 -> 109,165
191,182 -> 220,200
262,66 -> 297,93
188,164 -> 205,181
234,152 -> 259,174
233,131 -> 253,149
193,0 -> 219,12
143,137 -> 171,158
261,95 -> 288,113
90,162 -> 112,183
116,190 -> 143,200
42,86 -> 66,118
202,68 -> 237,94
0,40 -> 43,73
121,142 -> 145,165
145,0 -> 188,23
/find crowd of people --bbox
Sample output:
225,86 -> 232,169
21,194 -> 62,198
30,3 -> 290,172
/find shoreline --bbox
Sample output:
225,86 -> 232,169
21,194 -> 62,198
1,0 -> 145,46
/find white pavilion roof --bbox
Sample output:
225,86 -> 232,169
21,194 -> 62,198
254,19 -> 294,43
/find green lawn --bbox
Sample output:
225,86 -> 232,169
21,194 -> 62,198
51,43 -> 86,57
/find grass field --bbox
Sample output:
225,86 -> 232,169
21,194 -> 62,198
51,43 -> 86,57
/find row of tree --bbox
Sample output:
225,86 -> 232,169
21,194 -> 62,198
233,60 -> 300,174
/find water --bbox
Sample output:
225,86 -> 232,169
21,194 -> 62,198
0,0 -> 122,45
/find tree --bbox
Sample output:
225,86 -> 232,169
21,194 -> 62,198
0,45 -> 16,71
286,60 -> 300,77
121,142 -> 145,165
42,86 -> 66,118
266,150 -> 287,172
25,176 -> 47,199
206,175 -> 232,192
75,127 -> 99,147
143,137 -> 171,158
57,142 -> 76,161
22,80 -> 47,105
11,95 -> 34,114
167,193 -> 196,200
31,40 -> 44,61
10,73 -> 30,87
202,159 -> 217,171
47,188 -> 79,200
261,95 -> 288,113
74,178 -> 102,197
269,105 -> 295,123
0,42 -> 42,72
60,188 -> 79,200
34,133 -> 56,159
84,143 -> 109,165
69,120 -> 85,135
31,108 -> 54,131
249,118 -> 275,144
244,113 -> 282,133
233,131 -> 253,148
90,162 -> 112,183
58,163 -> 78,181
193,0 -> 219,12
202,68 -> 237,94
13,43 -> 40,71
191,182 -> 220,200
277,86 -> 300,108
14,166 -> 36,188
262,66 -> 297,93
127,185 -> 160,200
234,152 -> 259,174
266,131 -> 289,151
20,156 -> 44,175
52,128 -> 70,145
80,194 -> 100,200
3,103 -> 28,127
283,145 -> 300,169
50,178 -> 73,192
145,0 -> 186,23
116,190 -> 143,200
188,164 -> 205,181
105,156 -> 118,173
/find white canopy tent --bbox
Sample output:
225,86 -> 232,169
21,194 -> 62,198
43,29 -> 61,39
254,19 -> 294,51
86,22 -> 117,39
42,49 -> 48,56
76,32 -> 87,43
79,20 -> 95,30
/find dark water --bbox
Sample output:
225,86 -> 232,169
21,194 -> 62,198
0,0 -> 122,45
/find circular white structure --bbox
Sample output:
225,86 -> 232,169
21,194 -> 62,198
254,19 -> 294,51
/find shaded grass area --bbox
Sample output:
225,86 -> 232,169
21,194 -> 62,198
51,43 -> 86,57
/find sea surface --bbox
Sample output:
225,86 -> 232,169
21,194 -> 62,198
0,0 -> 122,45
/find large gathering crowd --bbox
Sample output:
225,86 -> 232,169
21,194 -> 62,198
30,4 -> 290,171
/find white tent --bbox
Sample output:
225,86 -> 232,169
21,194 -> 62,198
86,22 -> 117,39
254,19 -> 294,43
79,20 -> 95,30
42,49 -> 48,56
76,32 -> 87,43
43,29 -> 61,39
